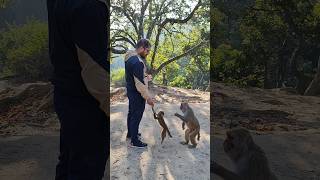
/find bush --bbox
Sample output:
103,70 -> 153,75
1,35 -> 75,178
211,44 -> 263,87
111,68 -> 126,87
0,19 -> 51,80
170,75 -> 189,88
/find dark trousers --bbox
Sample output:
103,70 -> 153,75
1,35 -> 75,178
54,89 -> 109,180
127,91 -> 146,143
47,0 -> 109,179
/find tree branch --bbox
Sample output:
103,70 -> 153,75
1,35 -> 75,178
250,7 -> 280,12
146,0 -> 169,39
114,29 -> 137,46
114,36 -> 136,47
138,0 -> 152,38
304,56 -> 320,96
112,4 -> 140,36
159,0 -> 202,27
150,0 -> 202,68
153,40 -> 208,75
111,47 -> 128,54
163,27 -> 175,55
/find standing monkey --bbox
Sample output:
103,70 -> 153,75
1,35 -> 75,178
212,128 -> 278,180
174,102 -> 200,148
152,108 -> 172,144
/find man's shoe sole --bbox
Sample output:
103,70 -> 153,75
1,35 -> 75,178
126,136 -> 142,141
129,143 -> 147,148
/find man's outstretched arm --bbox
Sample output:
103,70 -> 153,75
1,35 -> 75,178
132,60 -> 151,101
71,1 -> 109,115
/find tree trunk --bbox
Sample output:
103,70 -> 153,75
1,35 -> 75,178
162,72 -> 168,86
294,55 -> 313,94
264,56 -> 279,89
286,46 -> 298,85
304,56 -> 320,96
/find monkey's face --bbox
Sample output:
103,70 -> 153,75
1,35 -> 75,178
223,128 -> 253,161
180,102 -> 189,113
158,111 -> 164,117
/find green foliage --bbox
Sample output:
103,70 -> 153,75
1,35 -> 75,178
212,0 -> 320,89
149,24 -> 209,89
161,45 -> 210,90
0,19 -> 51,80
0,0 -> 11,8
212,44 -> 263,87
170,75 -> 190,88
212,44 -> 241,80
314,2 -> 320,19
111,0 -> 209,90
111,68 -> 126,87
211,8 -> 228,47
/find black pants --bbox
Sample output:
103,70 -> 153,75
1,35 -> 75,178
47,0 -> 109,178
127,91 -> 146,143
54,89 -> 109,180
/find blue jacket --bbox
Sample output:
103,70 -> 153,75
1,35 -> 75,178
47,0 -> 109,95
124,50 -> 150,99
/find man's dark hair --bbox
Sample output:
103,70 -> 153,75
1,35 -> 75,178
136,39 -> 151,49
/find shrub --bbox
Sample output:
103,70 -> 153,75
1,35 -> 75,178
111,68 -> 126,87
0,19 -> 51,81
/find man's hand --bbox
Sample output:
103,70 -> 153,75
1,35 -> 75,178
147,97 -> 155,107
146,74 -> 152,81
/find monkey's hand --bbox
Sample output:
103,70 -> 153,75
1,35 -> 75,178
211,161 -> 242,180
174,113 -> 187,122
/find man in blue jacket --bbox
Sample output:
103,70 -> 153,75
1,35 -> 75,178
47,0 -> 109,179
125,39 -> 155,148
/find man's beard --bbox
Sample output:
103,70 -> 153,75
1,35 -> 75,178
139,53 -> 146,58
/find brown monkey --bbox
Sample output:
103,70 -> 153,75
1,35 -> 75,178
152,107 -> 172,144
212,128 -> 278,180
174,102 -> 200,148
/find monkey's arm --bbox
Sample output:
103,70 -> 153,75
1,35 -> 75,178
211,161 -> 243,180
174,113 -> 187,122
153,113 -> 158,120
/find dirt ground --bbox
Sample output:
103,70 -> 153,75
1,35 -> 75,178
0,133 -> 111,180
0,81 -> 112,180
212,82 -> 320,180
0,81 -> 210,180
110,102 -> 210,180
0,134 -> 59,180
110,85 -> 210,180
1,80 -> 320,179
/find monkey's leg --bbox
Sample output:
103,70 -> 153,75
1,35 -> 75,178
197,131 -> 200,141
188,128 -> 200,148
161,128 -> 166,144
180,129 -> 190,145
